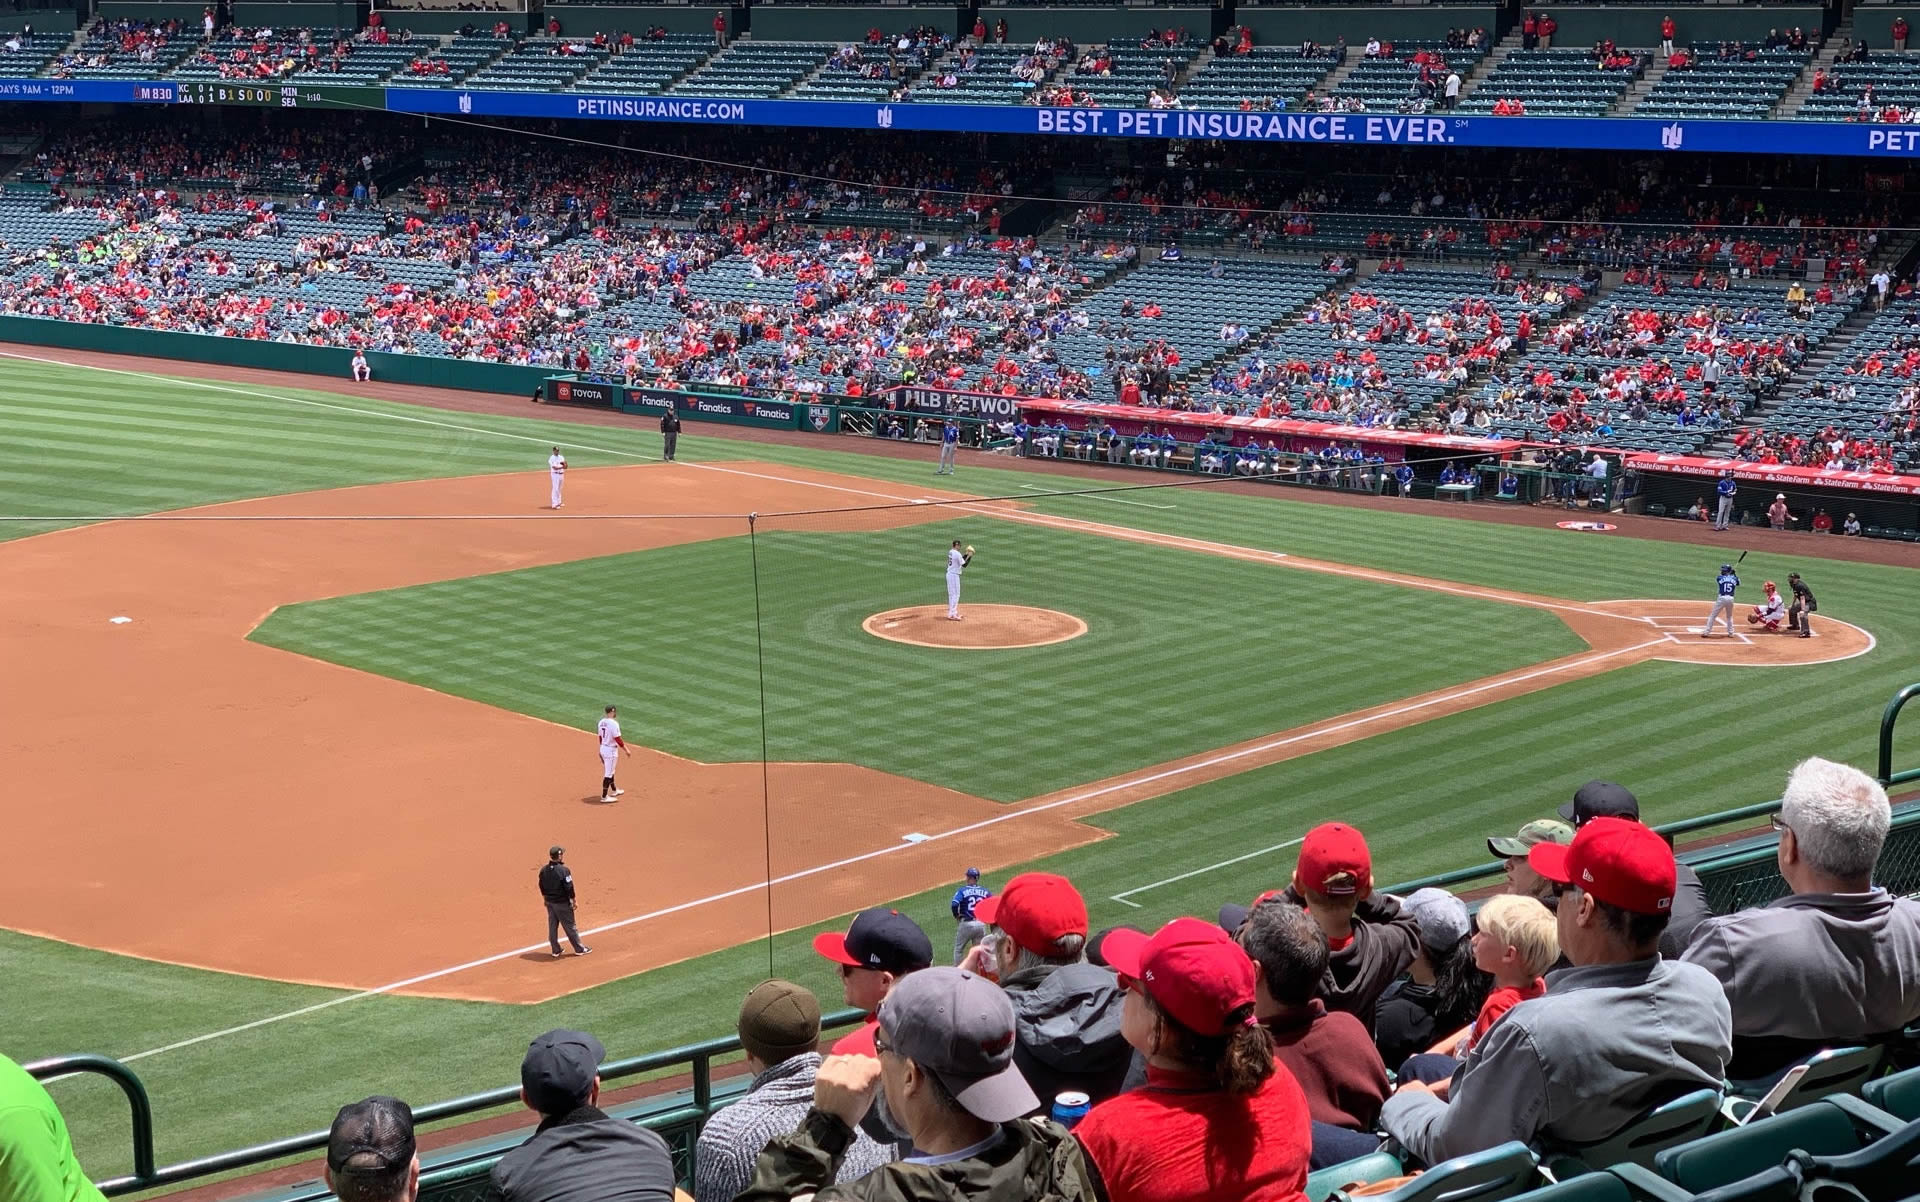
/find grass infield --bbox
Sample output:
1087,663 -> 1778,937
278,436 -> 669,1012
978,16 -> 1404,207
2,357 -> 1919,1185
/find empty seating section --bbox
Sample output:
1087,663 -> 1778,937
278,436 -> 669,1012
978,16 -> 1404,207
1458,49 -> 1641,116
1055,258 -> 1337,387
1178,47 -> 1340,110
1331,42 -> 1486,110
1637,45 -> 1811,118
463,38 -> 607,91
1799,52 -> 1920,121
912,42 -> 1038,105
0,30 -> 68,77
1764,298 -> 1920,472
1480,282 -> 1854,452
57,27 -> 199,79
1066,40 -> 1198,108
671,41 -> 832,98
572,36 -> 711,96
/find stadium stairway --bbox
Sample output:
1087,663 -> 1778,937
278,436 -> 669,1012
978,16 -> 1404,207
1776,20 -> 1850,119
1614,54 -> 1671,115
1312,47 -> 1365,99
1457,27 -> 1524,106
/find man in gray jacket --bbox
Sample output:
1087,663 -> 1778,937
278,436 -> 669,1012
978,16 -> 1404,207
1382,818 -> 1731,1166
694,981 -> 892,1202
971,873 -> 1133,1109
1684,757 -> 1920,1081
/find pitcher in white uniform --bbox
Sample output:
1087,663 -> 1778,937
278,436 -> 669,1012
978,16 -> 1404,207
548,447 -> 567,509
596,704 -> 630,801
945,539 -> 972,620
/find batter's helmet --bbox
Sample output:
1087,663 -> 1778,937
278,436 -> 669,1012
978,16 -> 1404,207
965,867 -> 980,881
1720,564 -> 1734,573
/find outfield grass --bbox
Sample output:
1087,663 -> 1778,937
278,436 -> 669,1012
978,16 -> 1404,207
5,358 -> 1920,1188
252,520 -> 1580,800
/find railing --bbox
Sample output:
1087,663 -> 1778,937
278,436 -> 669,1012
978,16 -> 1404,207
1881,681 -> 1920,790
38,682 -> 1920,1201
32,1011 -> 861,1198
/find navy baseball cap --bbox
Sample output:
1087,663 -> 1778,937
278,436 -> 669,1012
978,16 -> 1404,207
812,908 -> 933,975
1559,780 -> 1640,826
521,1029 -> 604,1115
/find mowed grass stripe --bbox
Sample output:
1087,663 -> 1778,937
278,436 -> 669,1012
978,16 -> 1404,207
254,520 -> 1584,800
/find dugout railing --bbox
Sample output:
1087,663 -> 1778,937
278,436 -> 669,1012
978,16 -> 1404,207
31,681 -> 1920,1201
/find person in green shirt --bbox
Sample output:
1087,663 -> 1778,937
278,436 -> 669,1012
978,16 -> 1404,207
0,1055 -> 104,1202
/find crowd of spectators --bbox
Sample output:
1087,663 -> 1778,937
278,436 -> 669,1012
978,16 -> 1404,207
13,759 -> 1915,1202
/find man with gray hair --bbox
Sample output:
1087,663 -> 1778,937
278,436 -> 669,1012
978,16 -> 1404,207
327,1097 -> 419,1202
969,872 -> 1132,1108
1683,757 -> 1920,1081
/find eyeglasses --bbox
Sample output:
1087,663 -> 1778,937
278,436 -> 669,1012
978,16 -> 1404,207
1770,813 -> 1793,835
838,964 -> 861,979
873,1031 -> 896,1057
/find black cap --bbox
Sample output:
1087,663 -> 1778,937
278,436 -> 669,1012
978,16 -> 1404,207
1085,924 -> 1145,969
521,1029 -> 605,1115
1217,903 -> 1251,935
1559,780 -> 1641,826
812,908 -> 934,975
327,1097 -> 415,1178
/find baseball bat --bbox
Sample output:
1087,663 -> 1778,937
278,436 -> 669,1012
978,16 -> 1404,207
1737,550 -> 1749,564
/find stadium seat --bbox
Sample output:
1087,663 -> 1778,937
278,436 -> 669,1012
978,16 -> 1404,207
1544,1088 -> 1724,1175
1723,1047 -> 1886,1122
1653,1101 -> 1876,1193
1348,1142 -> 1538,1202
1307,1149 -> 1405,1199
1865,1065 -> 1920,1122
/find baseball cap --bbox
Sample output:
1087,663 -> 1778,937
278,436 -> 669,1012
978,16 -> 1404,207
1294,822 -> 1372,897
1488,818 -> 1575,859
812,909 -> 934,975
549,845 -> 564,858
1100,917 -> 1257,1037
520,1029 -> 604,1115
327,1097 -> 415,1179
1403,887 -> 1470,953
1558,780 -> 1641,826
1528,816 -> 1676,916
878,967 -> 1037,1122
738,979 -> 820,1065
1086,925 -> 1143,969
974,872 -> 1087,957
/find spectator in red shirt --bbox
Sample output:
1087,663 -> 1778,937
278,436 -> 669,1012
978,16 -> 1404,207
1237,897 -> 1390,1164
1660,14 -> 1676,57
812,908 -> 934,1058
1896,16 -> 1910,51
1538,13 -> 1557,49
713,8 -> 727,47
1076,918 -> 1310,1202
1812,509 -> 1833,534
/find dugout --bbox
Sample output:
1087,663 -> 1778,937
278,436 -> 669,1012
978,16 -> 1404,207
1629,466 -> 1920,541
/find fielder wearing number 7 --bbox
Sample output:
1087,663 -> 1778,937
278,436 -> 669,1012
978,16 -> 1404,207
945,539 -> 975,621
596,704 -> 631,801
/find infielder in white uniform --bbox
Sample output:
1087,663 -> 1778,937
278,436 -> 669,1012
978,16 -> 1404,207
548,446 -> 566,509
945,539 -> 974,620
596,704 -> 631,801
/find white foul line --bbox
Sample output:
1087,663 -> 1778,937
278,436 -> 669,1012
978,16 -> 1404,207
1110,838 -> 1306,909
1017,483 -> 1176,510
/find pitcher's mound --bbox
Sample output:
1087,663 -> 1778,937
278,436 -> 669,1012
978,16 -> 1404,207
864,604 -> 1089,649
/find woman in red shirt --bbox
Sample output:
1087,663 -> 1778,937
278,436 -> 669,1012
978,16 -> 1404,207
1074,918 -> 1310,1202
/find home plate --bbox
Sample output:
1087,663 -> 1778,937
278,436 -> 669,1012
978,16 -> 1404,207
109,616 -> 132,624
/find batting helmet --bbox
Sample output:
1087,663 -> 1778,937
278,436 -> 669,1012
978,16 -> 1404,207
965,867 -> 980,881
1720,564 -> 1734,574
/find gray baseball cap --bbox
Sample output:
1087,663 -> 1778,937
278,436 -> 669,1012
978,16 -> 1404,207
1488,818 -> 1575,859
521,1029 -> 604,1115
1404,887 -> 1470,953
877,967 -> 1037,1122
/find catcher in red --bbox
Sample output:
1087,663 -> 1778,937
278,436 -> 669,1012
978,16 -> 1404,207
1747,581 -> 1788,632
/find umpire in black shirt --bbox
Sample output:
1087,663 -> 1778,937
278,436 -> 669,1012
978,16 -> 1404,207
660,404 -> 681,462
1787,572 -> 1817,638
539,847 -> 590,958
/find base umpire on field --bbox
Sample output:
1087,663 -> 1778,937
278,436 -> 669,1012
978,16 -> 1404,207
539,846 -> 591,958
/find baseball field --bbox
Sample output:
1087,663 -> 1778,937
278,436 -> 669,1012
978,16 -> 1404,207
3,347 -> 1918,1188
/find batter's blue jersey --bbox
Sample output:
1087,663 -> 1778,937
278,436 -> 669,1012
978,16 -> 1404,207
951,883 -> 991,920
1716,571 -> 1740,597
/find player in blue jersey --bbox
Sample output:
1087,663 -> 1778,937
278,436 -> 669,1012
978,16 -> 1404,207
936,416 -> 959,475
1702,563 -> 1740,638
950,867 -> 993,963
1713,471 -> 1738,531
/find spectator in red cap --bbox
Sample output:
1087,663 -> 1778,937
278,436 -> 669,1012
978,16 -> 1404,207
969,872 -> 1134,1109
1560,781 -> 1710,956
1381,818 -> 1730,1165
1237,896 -> 1390,1168
814,909 -> 935,1059
1074,918 -> 1311,1202
1233,822 -> 1417,1029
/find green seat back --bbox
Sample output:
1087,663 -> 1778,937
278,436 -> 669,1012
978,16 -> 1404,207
1866,1066 -> 1920,1122
1350,1142 -> 1536,1202
1655,1103 -> 1864,1192
1307,1150 -> 1403,1201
